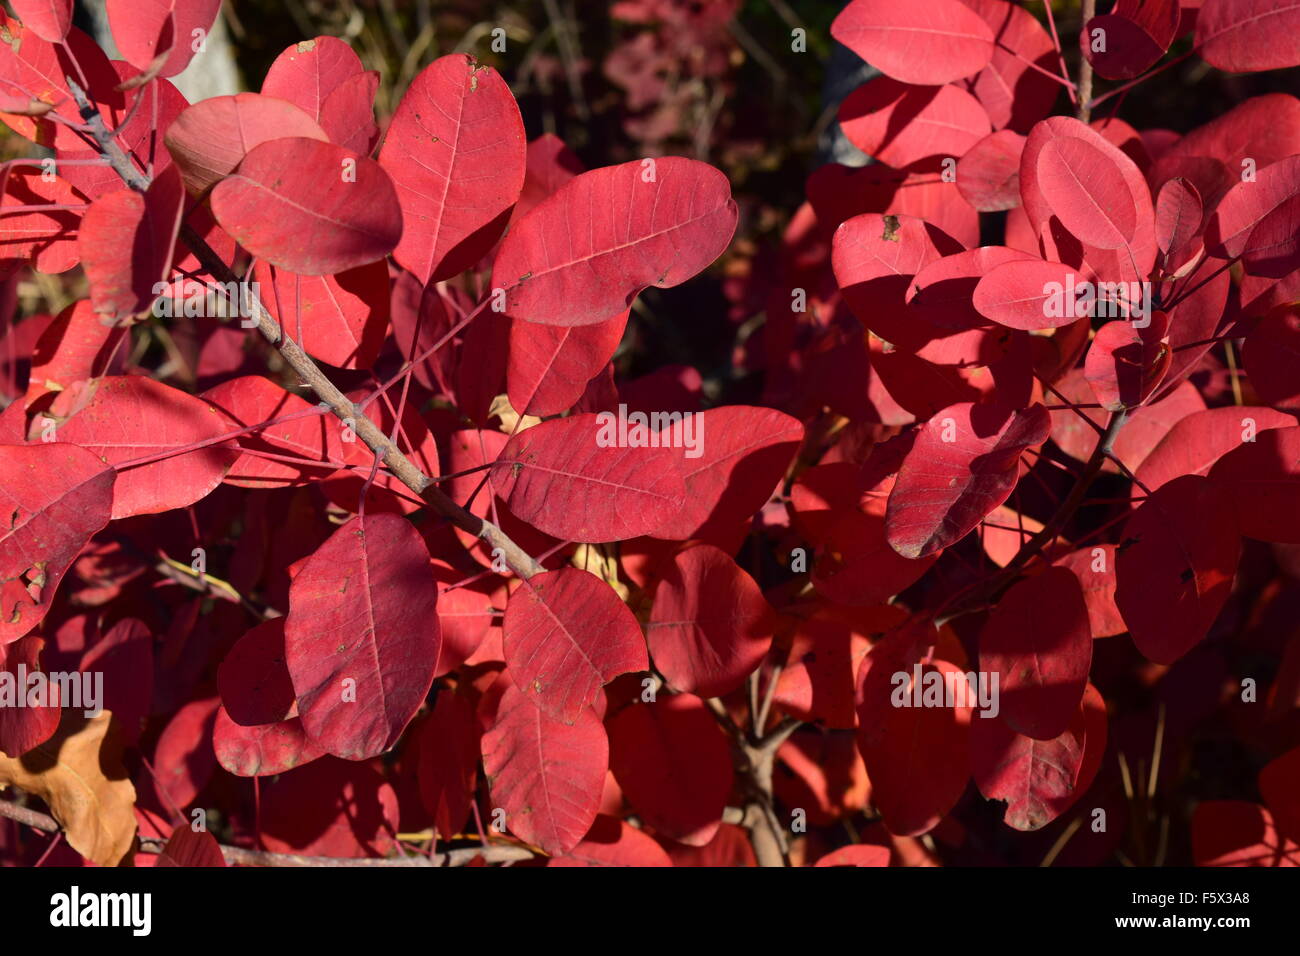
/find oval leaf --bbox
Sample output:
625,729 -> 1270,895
379,54 -> 526,283
55,375 -> 237,519
490,413 -> 687,542
503,568 -> 647,725
481,681 -> 606,856
1115,475 -> 1240,664
210,137 -> 402,276
284,513 -> 441,760
830,0 -> 995,85
885,402 -> 1051,559
608,693 -> 732,846
492,157 -> 738,326
979,567 -> 1092,739
647,544 -> 775,698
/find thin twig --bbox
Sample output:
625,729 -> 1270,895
0,797 -> 532,866
1077,0 -> 1097,123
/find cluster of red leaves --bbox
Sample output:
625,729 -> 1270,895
0,0 -> 1297,869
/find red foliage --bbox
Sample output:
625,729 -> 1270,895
0,0 -> 1298,872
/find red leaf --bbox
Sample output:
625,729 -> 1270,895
979,567 -> 1092,739
284,513 -> 441,759
1193,801 -> 1300,866
833,212 -> 965,352
1261,747 -> 1300,845
490,414 -> 687,542
1241,191 -> 1300,278
507,310 -> 628,417
956,130 -> 1026,211
1154,177 -> 1204,275
839,77 -> 990,169
55,63 -> 189,202
212,708 -> 323,777
1205,156 -> 1300,261
808,163 -> 979,247
481,681 -> 607,855
1084,314 -> 1172,411
812,509 -> 941,606
163,93 -> 330,196
885,401 -> 1051,558
0,636 -> 59,755
415,690 -> 480,840
651,405 -> 804,540
433,570 -> 501,674
1243,309 -> 1300,414
106,0 -> 220,78
491,157 -> 738,326
1035,135 -> 1140,250
155,824 -> 225,867
202,375 -> 342,490
0,167 -> 84,275
831,0 -> 995,86
503,568 -> 647,724
517,132 -> 585,220
251,260 -> 391,370
210,137 -> 401,276
217,617 -> 294,727
1196,0 -> 1300,73
1135,405 -> 1296,493
261,37 -> 365,123
379,54 -> 526,283
973,257 -> 1092,330
319,71 -> 380,155
958,0 -> 1060,132
972,682 -> 1106,830
549,814 -> 674,866
0,16 -> 116,149
9,0 -> 71,43
1021,116 -> 1157,284
1050,369 -> 1206,474
608,693 -> 732,846
856,624 -> 971,835
1208,425 -> 1300,543
0,443 -> 113,644
151,696 -> 219,810
1115,475 -> 1240,663
772,605 -> 910,729
647,544 -> 774,698
1054,545 -> 1126,638
815,844 -> 891,867
1085,0 -> 1180,81
79,165 -> 185,323
443,428 -> 556,564
55,375 -> 237,519
26,300 -> 127,405
80,617 -> 152,744
259,757 -> 398,857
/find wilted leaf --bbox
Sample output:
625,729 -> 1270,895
0,711 -> 136,866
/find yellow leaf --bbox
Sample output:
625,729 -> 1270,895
0,711 -> 136,865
